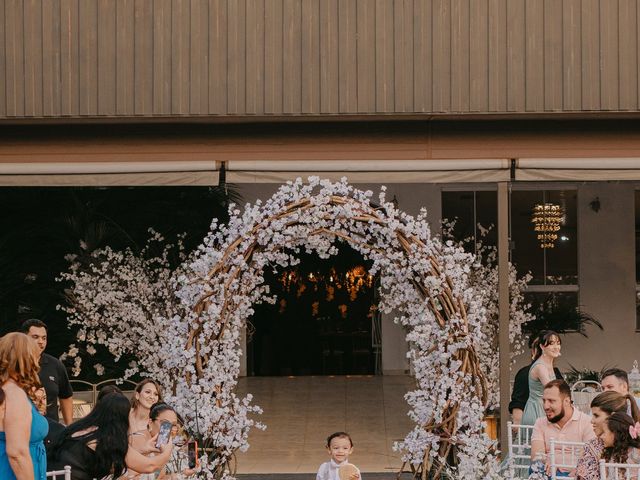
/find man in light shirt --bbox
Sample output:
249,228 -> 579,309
530,379 -> 595,478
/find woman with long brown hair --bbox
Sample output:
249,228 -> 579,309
129,379 -> 163,437
0,332 -> 49,480
521,330 -> 562,426
575,391 -> 640,480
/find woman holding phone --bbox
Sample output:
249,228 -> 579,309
128,402 -> 195,479
48,393 -> 173,480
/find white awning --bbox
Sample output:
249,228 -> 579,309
226,159 -> 512,183
0,161 -> 219,186
516,158 -> 640,181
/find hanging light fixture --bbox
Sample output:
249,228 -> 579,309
278,265 -> 374,306
531,203 -> 563,248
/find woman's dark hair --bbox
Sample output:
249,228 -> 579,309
0,387 -> 4,405
603,412 -> 640,463
533,330 -> 561,361
149,401 -> 176,421
50,392 -> 130,479
96,384 -> 122,403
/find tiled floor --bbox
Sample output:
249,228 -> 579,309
235,375 -> 414,475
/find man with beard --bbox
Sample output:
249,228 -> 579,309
530,379 -> 595,478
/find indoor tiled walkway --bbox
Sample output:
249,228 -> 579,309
235,375 -> 414,475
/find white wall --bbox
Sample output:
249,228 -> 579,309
559,183 -> 639,373
377,184 -> 442,374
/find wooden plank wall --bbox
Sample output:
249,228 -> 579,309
1,0 -> 639,118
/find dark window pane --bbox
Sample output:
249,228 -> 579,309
441,191 -> 497,251
511,190 -> 577,285
442,191 -> 476,244
545,190 -> 578,284
511,191 -> 546,284
635,191 -> 640,283
475,191 -> 498,247
522,292 -> 580,335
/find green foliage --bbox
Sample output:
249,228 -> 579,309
522,292 -> 603,337
563,363 -> 607,385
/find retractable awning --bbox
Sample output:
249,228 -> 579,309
516,158 -> 640,181
4,157 -> 640,186
0,161 -> 220,186
226,159 -> 512,183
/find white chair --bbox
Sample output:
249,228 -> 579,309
599,459 -> 640,479
507,421 -> 536,479
46,466 -> 71,480
571,380 -> 602,415
549,438 -> 585,480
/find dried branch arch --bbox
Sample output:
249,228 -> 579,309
187,179 -> 491,478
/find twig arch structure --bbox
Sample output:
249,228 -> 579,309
185,178 -> 493,478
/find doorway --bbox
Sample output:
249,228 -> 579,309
247,244 -> 380,376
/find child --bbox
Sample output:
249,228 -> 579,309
316,431 -> 361,480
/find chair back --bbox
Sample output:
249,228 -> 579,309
46,466 -> 71,480
571,380 -> 602,415
507,422 -> 536,479
599,459 -> 640,479
549,438 -> 585,480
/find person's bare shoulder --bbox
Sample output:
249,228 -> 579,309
2,381 -> 28,398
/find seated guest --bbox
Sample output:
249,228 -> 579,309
530,380 -> 596,478
48,392 -> 173,480
599,412 -> 640,477
601,368 -> 640,410
96,384 -> 122,404
576,391 -> 640,480
510,335 -> 564,427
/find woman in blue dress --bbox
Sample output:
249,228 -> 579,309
0,332 -> 49,480
521,330 -> 562,426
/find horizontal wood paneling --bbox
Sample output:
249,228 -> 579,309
1,0 -> 640,118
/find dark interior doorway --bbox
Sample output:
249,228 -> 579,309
247,244 -> 379,376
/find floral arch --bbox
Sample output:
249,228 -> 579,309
170,177 -> 499,479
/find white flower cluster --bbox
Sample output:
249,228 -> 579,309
60,178 -> 503,478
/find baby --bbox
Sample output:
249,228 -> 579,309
316,431 -> 361,480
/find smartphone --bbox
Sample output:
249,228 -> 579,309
187,440 -> 198,469
155,420 -> 173,448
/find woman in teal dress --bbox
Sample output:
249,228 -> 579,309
521,330 -> 562,426
0,332 -> 49,480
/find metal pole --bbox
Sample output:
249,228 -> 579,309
498,181 -> 511,455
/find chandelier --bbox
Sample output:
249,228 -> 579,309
531,203 -> 563,248
278,265 -> 374,302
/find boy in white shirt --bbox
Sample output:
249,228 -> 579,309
316,431 -> 361,480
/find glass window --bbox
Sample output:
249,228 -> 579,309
510,190 -> 578,285
635,191 -> 640,330
441,190 -> 498,251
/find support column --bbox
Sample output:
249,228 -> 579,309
498,182 -> 510,454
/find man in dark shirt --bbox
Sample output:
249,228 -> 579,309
22,319 -> 74,425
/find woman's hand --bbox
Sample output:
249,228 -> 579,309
140,434 -> 161,455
